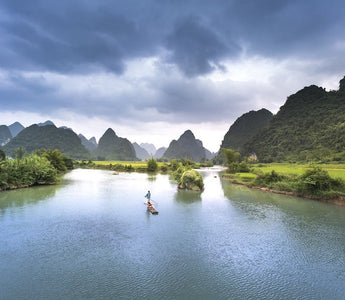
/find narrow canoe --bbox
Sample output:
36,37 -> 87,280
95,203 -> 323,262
147,203 -> 159,215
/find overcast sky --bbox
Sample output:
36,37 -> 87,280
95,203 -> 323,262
1,0 -> 345,152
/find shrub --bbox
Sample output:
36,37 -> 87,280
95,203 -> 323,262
0,154 -> 57,190
0,149 -> 6,161
160,164 -> 168,172
253,170 -> 286,186
237,162 -> 250,172
147,157 -> 158,172
41,149 -> 68,172
297,166 -> 343,194
173,164 -> 188,181
179,169 -> 204,191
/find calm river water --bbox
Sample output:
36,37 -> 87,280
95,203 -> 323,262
1,168 -> 345,299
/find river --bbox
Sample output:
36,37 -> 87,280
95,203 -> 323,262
1,168 -> 345,299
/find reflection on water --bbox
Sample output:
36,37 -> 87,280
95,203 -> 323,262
0,185 -> 58,215
1,168 -> 345,299
174,189 -> 202,203
147,173 -> 157,182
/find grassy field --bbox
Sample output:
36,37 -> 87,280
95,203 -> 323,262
250,163 -> 345,180
222,163 -> 345,201
93,161 -> 149,167
92,161 -> 167,167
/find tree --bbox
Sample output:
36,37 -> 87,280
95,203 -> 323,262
222,148 -> 240,173
0,149 -> 6,161
15,147 -> 26,159
42,149 -> 67,172
147,157 -> 158,172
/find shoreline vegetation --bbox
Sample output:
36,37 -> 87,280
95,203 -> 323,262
77,158 -> 206,191
2,148 -> 345,206
221,163 -> 345,206
0,149 -> 72,191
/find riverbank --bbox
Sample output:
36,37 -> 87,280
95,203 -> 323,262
222,172 -> 345,206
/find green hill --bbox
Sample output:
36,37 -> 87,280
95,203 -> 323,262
244,76 -> 345,162
133,142 -> 151,160
8,122 -> 24,137
0,125 -> 12,146
94,128 -> 137,161
79,134 -> 97,152
2,124 -> 90,159
220,108 -> 273,152
163,130 -> 206,162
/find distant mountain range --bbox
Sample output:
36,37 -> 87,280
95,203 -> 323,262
0,122 -> 25,146
140,143 -> 156,156
154,147 -> 167,159
2,76 -> 345,163
163,130 -> 215,162
94,128 -> 137,161
2,124 -> 90,159
9,122 -> 25,137
133,142 -> 151,160
79,134 -> 98,152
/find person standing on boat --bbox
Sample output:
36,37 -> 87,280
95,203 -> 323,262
145,190 -> 152,206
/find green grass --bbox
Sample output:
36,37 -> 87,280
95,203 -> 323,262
250,163 -> 345,180
93,161 -> 147,167
221,163 -> 345,201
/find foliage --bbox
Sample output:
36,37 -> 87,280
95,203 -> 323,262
297,166 -> 344,194
2,124 -> 90,159
250,163 -> 345,180
199,160 -> 214,167
173,164 -> 190,182
237,161 -> 250,172
232,164 -> 345,199
244,79 -> 345,162
79,158 -> 200,174
0,154 -> 57,191
171,162 -> 204,191
222,148 -> 240,173
223,148 -> 240,164
41,149 -> 68,172
253,170 -> 287,186
160,164 -> 168,172
219,109 -> 273,153
178,169 -> 204,191
0,149 -> 6,161
146,157 -> 158,172
15,147 -> 26,159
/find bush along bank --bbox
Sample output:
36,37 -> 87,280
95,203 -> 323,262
0,149 -> 73,191
173,162 -> 204,191
223,166 -> 345,205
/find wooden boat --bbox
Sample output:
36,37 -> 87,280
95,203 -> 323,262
147,202 -> 159,215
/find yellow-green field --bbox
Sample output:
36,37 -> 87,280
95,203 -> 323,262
250,163 -> 345,180
93,161 -> 165,167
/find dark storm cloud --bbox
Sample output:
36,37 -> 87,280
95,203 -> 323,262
1,0 -> 345,132
226,0 -> 345,57
165,16 -> 239,76
1,0 -> 345,76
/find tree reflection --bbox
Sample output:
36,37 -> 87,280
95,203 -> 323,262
0,185 -> 58,215
174,189 -> 202,203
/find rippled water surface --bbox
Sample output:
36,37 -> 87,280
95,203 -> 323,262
1,168 -> 345,299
